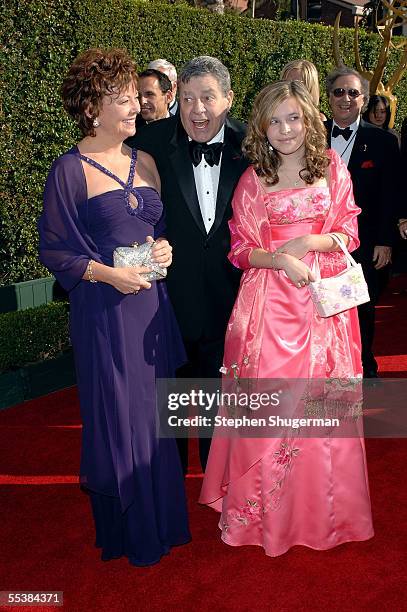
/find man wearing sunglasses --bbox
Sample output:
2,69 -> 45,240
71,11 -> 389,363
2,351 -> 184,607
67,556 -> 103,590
325,66 -> 401,378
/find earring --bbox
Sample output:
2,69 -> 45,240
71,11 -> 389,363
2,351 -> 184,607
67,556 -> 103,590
266,140 -> 273,152
93,118 -> 100,128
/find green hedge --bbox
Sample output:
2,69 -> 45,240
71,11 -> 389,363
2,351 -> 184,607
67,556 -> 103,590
1,0 -> 406,285
0,302 -> 70,372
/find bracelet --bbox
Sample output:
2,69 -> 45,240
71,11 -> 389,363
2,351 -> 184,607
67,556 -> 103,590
270,251 -> 279,270
87,260 -> 98,283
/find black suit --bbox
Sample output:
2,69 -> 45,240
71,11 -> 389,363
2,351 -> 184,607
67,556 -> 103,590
135,114 -> 147,130
127,115 -> 248,471
326,118 -> 401,375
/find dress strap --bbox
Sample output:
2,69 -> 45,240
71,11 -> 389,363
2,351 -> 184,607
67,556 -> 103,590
76,152 -> 127,189
127,147 -> 137,189
76,147 -> 143,216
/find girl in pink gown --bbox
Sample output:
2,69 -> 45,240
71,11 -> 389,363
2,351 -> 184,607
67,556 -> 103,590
199,81 -> 374,557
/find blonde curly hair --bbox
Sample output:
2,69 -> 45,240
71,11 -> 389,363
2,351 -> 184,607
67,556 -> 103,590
280,59 -> 321,107
242,80 -> 329,186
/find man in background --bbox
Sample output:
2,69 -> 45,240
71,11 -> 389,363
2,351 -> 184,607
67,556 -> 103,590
147,58 -> 178,114
138,68 -> 172,125
325,66 -> 401,378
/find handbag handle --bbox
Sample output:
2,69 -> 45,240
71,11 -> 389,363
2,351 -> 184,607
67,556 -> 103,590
329,233 -> 359,267
312,233 -> 357,280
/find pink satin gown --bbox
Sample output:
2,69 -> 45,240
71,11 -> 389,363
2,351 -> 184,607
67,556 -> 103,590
199,153 -> 374,557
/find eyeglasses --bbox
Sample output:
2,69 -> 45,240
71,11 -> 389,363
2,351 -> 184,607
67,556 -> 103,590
332,88 -> 361,99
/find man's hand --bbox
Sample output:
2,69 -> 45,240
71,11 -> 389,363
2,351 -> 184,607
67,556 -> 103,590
398,219 -> 407,240
373,245 -> 392,269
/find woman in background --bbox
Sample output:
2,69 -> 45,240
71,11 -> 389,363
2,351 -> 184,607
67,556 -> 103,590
39,48 -> 190,566
363,95 -> 400,282
281,59 -> 327,120
363,94 -> 399,142
200,80 -> 373,557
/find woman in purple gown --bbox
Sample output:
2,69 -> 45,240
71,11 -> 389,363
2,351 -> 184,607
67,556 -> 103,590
38,48 -> 190,566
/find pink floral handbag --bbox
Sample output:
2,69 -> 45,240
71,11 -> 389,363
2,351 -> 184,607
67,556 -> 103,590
308,233 -> 370,317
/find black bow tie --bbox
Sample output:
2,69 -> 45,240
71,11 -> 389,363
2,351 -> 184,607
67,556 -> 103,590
332,125 -> 353,141
189,140 -> 223,167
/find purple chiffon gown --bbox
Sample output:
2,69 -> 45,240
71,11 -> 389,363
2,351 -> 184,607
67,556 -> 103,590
39,147 -> 190,566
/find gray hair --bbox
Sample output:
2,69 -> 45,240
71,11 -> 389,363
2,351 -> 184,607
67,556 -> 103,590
179,56 -> 231,96
147,58 -> 177,85
326,66 -> 370,111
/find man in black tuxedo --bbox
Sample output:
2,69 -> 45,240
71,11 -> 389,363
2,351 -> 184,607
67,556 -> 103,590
127,56 -> 248,472
325,66 -> 401,377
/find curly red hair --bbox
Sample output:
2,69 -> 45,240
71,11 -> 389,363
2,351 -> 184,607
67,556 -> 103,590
61,48 -> 138,137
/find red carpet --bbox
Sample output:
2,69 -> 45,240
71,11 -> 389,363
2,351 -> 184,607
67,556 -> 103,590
1,277 -> 407,611
374,274 -> 407,376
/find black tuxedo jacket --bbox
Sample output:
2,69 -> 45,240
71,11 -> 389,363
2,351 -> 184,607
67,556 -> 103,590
127,115 -> 248,342
325,118 -> 401,254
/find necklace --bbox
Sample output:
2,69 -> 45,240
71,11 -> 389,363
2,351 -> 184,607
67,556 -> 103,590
279,167 -> 303,187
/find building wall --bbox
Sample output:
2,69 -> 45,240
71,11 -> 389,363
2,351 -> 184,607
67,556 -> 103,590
321,0 -> 355,26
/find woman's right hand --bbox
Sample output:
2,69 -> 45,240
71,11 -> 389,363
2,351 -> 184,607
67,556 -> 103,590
111,267 -> 152,294
279,253 -> 315,288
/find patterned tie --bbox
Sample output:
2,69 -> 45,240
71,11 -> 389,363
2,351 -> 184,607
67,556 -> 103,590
189,140 -> 224,167
332,125 -> 353,141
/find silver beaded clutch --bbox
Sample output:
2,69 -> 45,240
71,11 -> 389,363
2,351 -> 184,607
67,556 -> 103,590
113,241 -> 167,282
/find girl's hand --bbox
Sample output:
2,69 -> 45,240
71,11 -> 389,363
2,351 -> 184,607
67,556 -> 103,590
112,266 -> 152,294
279,254 -> 315,288
276,235 -> 312,260
148,235 -> 173,268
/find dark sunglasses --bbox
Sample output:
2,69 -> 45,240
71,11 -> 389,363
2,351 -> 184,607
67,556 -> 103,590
332,88 -> 361,99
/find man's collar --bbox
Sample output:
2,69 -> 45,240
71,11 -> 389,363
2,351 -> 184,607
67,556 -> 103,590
208,125 -> 225,145
332,116 -> 360,133
146,110 -> 170,125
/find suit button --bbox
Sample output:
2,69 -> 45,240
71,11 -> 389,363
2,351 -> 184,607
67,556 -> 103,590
204,241 -> 210,250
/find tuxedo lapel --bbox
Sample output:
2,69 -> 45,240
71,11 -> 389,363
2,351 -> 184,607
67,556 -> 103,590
208,119 -> 243,239
168,121 -> 206,236
325,119 -> 333,148
348,121 -> 368,174
325,118 -> 367,172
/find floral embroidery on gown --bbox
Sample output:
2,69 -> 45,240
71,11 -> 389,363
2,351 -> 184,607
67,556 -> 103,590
199,151 -> 374,557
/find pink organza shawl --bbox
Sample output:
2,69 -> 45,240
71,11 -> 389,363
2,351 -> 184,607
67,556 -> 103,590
224,149 -> 362,380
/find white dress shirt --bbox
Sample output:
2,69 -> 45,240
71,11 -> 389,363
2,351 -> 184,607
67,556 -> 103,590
191,126 -> 224,234
330,117 -> 360,167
